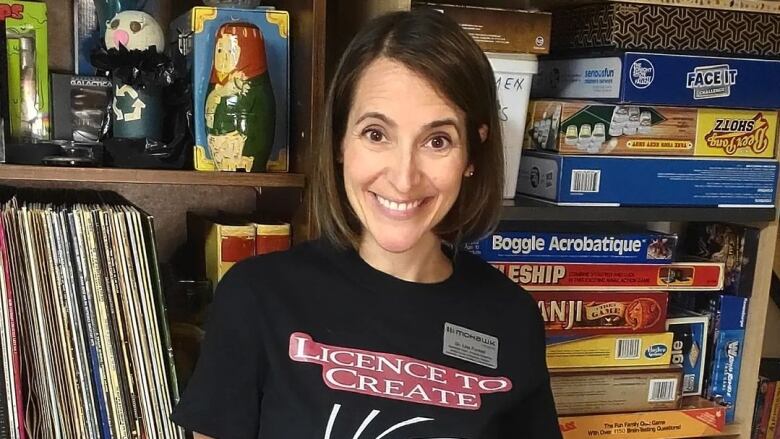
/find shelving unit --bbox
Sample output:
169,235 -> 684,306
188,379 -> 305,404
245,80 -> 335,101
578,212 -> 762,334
2,0 -> 776,438
0,164 -> 306,188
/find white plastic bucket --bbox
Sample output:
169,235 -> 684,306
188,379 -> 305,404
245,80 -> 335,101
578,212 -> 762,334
486,53 -> 538,199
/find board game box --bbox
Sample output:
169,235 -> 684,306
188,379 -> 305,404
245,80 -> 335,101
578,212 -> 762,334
666,313 -> 709,396
532,291 -> 668,336
518,151 -> 778,207
532,52 -> 780,110
469,230 -> 677,264
492,262 -> 724,291
682,223 -> 760,297
547,332 -> 674,368
550,365 -> 683,415
558,397 -> 726,438
524,99 -> 777,158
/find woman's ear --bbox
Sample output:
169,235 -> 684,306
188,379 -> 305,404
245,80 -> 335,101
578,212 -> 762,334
464,164 -> 475,178
479,124 -> 489,143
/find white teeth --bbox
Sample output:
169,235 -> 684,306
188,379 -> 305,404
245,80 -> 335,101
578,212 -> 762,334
376,194 -> 422,212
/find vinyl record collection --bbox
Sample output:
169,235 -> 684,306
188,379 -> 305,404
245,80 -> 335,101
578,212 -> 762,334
0,188 -> 182,438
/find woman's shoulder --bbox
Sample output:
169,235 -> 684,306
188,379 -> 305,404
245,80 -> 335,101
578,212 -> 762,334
454,248 -> 538,310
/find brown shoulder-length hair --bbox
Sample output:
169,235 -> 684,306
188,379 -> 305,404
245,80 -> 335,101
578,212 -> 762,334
308,8 -> 503,249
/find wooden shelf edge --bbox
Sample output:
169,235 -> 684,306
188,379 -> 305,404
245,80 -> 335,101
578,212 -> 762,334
0,164 -> 306,188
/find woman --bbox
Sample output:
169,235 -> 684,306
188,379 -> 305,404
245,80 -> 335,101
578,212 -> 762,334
171,8 -> 561,439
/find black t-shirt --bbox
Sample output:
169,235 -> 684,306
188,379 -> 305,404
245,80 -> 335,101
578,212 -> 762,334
171,239 -> 562,439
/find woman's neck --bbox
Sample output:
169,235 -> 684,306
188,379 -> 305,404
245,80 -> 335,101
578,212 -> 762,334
358,233 -> 453,283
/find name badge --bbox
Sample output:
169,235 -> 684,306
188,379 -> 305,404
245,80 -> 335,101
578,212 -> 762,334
443,323 -> 499,369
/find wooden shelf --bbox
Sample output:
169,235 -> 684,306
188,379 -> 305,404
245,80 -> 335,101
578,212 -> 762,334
501,196 -> 777,223
0,164 -> 306,188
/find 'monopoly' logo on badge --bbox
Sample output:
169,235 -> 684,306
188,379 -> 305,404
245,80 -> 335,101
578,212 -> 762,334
705,113 -> 770,155
686,64 -> 738,100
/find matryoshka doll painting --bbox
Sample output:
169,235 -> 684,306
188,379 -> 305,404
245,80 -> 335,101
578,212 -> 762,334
205,23 -> 275,172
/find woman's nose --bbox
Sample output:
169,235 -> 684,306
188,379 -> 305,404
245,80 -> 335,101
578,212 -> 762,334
387,146 -> 421,194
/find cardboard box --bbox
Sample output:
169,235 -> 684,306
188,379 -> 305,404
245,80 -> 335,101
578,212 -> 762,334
2,1 -> 50,140
683,223 -> 760,297
493,262 -> 724,291
525,99 -> 778,158
550,2 -> 780,58
701,294 -> 748,424
532,291 -> 668,336
756,358 -> 780,439
666,314 -> 709,396
411,2 -> 550,54
517,151 -> 779,207
558,397 -> 727,439
532,52 -> 780,110
546,332 -> 673,368
171,7 -> 290,172
470,230 -> 677,264
51,74 -> 112,142
551,365 -> 683,415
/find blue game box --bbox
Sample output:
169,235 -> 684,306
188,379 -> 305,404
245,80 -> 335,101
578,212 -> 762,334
666,313 -> 709,397
517,151 -> 778,207
468,230 -> 677,264
532,52 -> 780,110
702,295 -> 748,424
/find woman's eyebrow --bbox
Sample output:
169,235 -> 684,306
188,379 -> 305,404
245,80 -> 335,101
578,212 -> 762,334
355,112 -> 397,128
423,118 -> 459,131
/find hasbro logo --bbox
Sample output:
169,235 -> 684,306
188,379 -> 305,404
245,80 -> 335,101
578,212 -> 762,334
645,344 -> 668,359
686,64 -> 738,100
629,58 -> 654,89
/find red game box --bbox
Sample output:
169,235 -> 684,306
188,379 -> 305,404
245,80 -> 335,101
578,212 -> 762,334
493,262 -> 724,291
532,291 -> 668,336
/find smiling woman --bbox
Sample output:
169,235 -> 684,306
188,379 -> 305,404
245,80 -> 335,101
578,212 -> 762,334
171,8 -> 562,439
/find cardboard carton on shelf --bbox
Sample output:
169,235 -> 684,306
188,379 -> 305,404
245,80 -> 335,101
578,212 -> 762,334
532,291 -> 668,336
492,261 -> 724,291
532,52 -> 780,110
517,151 -> 778,208
525,99 -> 778,159
558,396 -> 726,439
550,2 -> 780,58
550,365 -> 684,415
547,332 -> 674,368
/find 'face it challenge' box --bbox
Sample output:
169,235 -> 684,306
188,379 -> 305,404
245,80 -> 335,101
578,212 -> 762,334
172,7 -> 289,173
532,52 -> 780,110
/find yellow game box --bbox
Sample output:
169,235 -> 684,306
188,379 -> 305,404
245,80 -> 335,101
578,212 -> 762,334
558,397 -> 726,438
547,332 -> 673,368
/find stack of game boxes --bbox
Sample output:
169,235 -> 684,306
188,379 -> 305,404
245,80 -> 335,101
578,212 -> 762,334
468,225 -> 733,438
753,358 -> 780,439
517,0 -> 780,209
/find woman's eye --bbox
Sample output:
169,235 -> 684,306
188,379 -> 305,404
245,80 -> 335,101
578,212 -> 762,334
363,129 -> 386,143
425,135 -> 451,150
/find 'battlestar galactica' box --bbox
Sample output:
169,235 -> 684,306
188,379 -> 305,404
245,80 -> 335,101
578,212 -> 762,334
550,365 -> 683,415
470,230 -> 677,264
549,2 -> 780,59
666,313 -> 709,396
532,52 -> 780,110
518,151 -> 778,207
493,262 -> 724,291
532,291 -> 668,336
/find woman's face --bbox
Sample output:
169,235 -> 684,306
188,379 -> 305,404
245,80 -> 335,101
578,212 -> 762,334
342,57 -> 472,254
